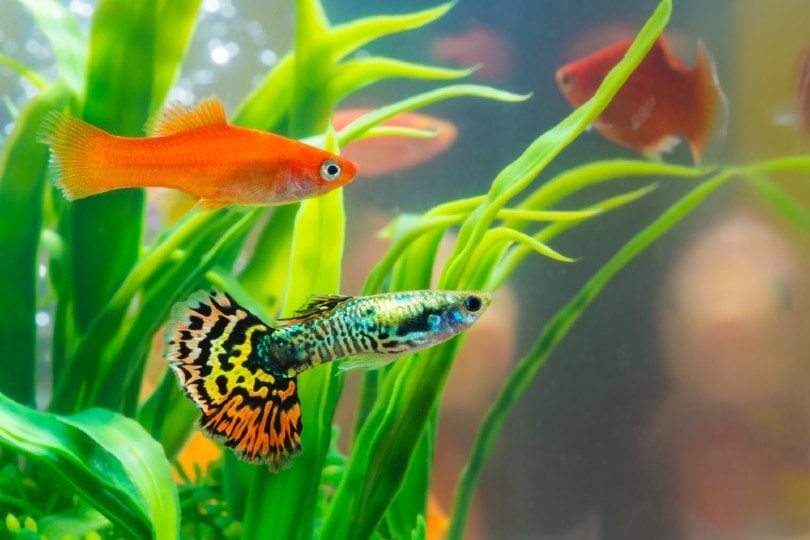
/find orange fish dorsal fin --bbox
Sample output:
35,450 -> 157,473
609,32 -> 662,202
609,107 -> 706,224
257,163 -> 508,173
150,97 -> 228,136
275,295 -> 353,327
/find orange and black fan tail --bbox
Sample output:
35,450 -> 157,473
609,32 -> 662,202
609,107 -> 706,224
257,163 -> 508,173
165,290 -> 302,471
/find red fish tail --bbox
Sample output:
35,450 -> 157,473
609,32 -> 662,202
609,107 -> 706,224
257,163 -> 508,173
39,112 -> 112,200
685,42 -> 728,165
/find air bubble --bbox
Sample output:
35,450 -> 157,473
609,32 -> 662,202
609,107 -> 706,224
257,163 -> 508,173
69,0 -> 93,17
259,49 -> 277,66
203,0 -> 220,13
210,46 -> 229,65
35,312 -> 51,327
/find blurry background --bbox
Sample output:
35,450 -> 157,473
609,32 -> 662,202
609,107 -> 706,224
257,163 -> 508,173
3,1 -> 809,538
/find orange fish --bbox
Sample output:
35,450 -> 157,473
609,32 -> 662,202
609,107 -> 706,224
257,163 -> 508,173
39,98 -> 357,209
555,36 -> 727,163
432,24 -> 514,81
332,109 -> 457,177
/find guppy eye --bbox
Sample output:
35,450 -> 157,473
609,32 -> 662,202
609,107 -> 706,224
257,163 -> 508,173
464,294 -> 483,313
320,159 -> 342,181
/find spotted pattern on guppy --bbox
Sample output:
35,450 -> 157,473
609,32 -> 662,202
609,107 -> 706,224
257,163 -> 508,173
165,288 -> 491,470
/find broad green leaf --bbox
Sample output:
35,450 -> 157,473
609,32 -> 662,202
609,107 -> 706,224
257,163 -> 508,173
63,408 -> 180,539
55,0 -> 202,414
38,506 -> 110,538
238,204 -> 300,315
0,392 -> 178,539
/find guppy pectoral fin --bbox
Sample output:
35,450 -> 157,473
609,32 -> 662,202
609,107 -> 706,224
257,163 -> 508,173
338,354 -> 401,372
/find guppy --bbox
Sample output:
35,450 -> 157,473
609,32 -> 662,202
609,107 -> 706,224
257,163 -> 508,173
165,288 -> 491,470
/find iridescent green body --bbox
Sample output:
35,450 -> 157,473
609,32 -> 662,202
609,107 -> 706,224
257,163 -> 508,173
165,288 -> 491,469
261,290 -> 492,376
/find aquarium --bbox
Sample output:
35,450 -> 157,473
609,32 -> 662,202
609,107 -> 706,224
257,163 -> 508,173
1,0 -> 809,539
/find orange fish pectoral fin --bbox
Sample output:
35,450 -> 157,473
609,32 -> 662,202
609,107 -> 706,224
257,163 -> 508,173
196,198 -> 232,212
166,289 -> 303,471
686,41 -> 729,165
38,111 -> 113,200
149,97 -> 228,137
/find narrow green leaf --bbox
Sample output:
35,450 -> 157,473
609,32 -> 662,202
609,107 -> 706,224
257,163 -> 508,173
512,159 -> 707,224
331,57 -> 472,103
19,0 -> 86,93
324,3 -> 673,538
747,175 -> 810,235
242,187 -> 346,540
448,169 -> 734,540
330,2 -> 455,62
151,0 -> 203,107
232,54 -> 295,131
442,0 -> 673,287
238,205 -> 300,315
338,84 -> 528,148
489,184 -> 661,290
0,53 -> 48,89
0,84 -> 71,406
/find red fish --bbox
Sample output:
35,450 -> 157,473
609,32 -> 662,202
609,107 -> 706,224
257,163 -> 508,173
40,98 -> 357,209
333,109 -> 457,177
555,36 -> 727,163
432,24 -> 514,81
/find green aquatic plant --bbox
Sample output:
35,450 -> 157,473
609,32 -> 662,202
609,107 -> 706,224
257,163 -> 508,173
1,0 -> 809,538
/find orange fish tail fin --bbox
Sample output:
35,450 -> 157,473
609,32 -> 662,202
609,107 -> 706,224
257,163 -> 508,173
686,41 -> 728,165
39,112 -> 112,200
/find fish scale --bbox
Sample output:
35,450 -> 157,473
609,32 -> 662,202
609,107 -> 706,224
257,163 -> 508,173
265,291 -> 468,374
165,288 -> 491,470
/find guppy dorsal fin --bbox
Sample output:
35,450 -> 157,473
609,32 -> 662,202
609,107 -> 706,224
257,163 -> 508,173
275,294 -> 354,327
149,97 -> 228,136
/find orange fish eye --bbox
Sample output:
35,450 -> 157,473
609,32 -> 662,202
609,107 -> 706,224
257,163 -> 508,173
320,159 -> 342,181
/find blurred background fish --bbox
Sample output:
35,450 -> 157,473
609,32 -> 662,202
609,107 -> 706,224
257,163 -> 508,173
555,36 -> 728,163
647,209 -> 810,539
431,23 -> 515,82
332,108 -> 458,178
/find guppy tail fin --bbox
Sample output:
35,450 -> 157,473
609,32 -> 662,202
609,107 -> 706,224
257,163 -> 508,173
165,289 -> 303,471
38,112 -> 113,200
